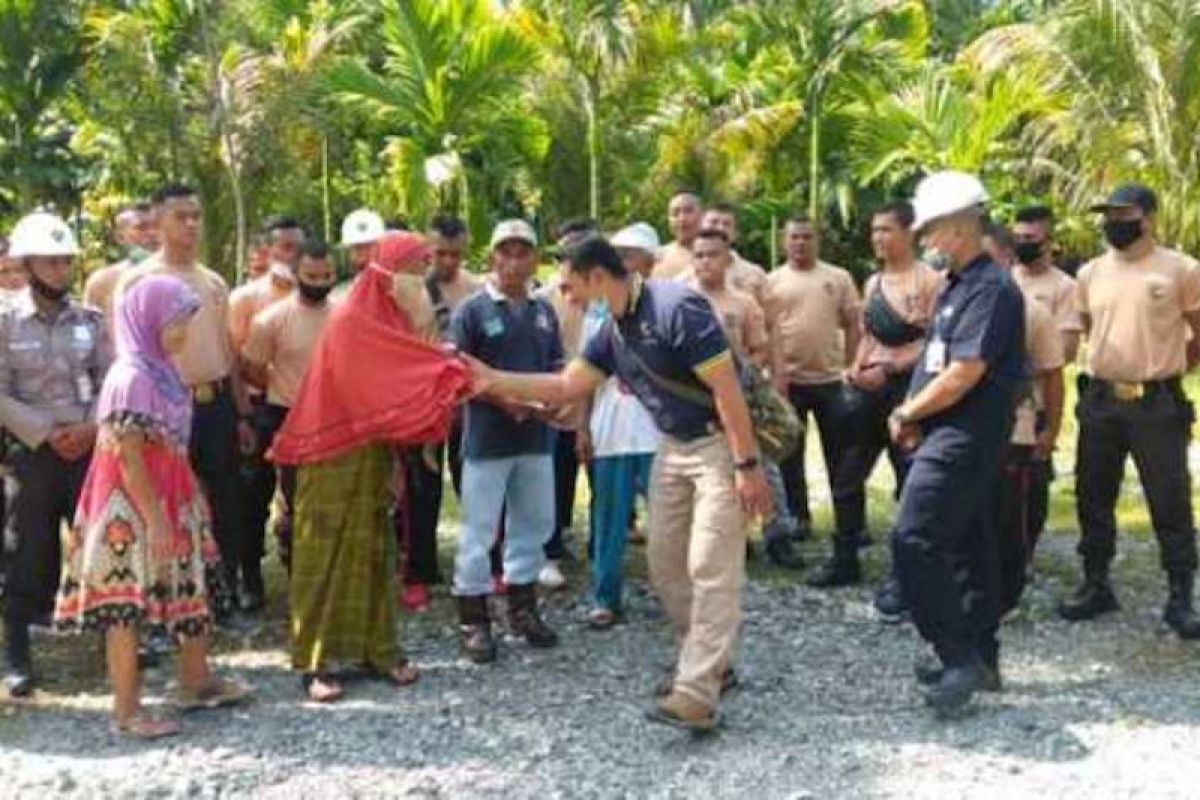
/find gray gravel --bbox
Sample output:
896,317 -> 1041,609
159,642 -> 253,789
3,525 -> 1200,799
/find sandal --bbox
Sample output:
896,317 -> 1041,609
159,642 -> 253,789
302,673 -> 344,703
174,676 -> 251,712
111,711 -> 181,740
373,662 -> 420,688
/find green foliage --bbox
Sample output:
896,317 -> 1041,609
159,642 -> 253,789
5,0 -> 1200,275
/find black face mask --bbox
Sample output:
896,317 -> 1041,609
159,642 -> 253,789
1013,241 -> 1044,265
1103,219 -> 1144,251
28,273 -> 68,303
297,281 -> 333,304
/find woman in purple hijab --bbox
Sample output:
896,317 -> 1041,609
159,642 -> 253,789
54,275 -> 249,738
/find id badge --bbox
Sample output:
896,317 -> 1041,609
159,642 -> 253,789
75,374 -> 93,404
483,316 -> 505,338
925,340 -> 947,374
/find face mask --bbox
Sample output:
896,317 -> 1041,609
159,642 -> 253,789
590,298 -> 609,317
1103,219 -> 1143,251
922,248 -> 952,272
127,245 -> 151,265
28,273 -> 68,303
297,281 -> 333,304
1014,241 -> 1043,265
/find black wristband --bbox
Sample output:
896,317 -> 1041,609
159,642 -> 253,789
734,456 -> 760,472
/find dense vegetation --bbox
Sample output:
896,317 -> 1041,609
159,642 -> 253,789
3,0 -> 1198,278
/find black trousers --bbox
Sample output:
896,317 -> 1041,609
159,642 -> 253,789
546,430 -> 579,560
830,374 -> 911,541
189,386 -> 244,592
996,444 -> 1034,618
1075,381 -> 1197,575
3,445 -> 89,664
276,464 -> 296,571
893,427 -> 1002,668
402,446 -> 444,585
241,400 -> 287,581
781,381 -> 846,525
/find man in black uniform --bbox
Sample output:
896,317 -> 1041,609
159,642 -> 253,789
887,172 -> 1026,715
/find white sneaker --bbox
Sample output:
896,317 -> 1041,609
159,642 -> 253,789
538,561 -> 566,591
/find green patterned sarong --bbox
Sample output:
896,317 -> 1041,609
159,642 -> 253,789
290,444 -> 399,673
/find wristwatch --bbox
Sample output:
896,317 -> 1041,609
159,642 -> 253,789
734,456 -> 760,472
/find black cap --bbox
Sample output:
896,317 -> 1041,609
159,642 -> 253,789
1090,183 -> 1158,215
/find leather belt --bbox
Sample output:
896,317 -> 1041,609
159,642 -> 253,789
1090,376 -> 1181,403
191,377 -> 231,405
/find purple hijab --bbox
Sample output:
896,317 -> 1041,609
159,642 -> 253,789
96,275 -> 201,445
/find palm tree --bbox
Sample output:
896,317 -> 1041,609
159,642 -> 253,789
969,0 -> 1200,250
324,0 -> 546,237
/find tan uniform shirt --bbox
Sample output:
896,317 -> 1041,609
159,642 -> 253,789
690,281 -> 768,367
229,274 -> 293,353
1012,264 -> 1082,336
1012,297 -> 1065,446
241,295 -> 332,408
120,255 -> 234,386
534,276 -> 586,360
1077,245 -> 1200,382
858,264 -> 944,371
0,294 -> 111,448
728,253 -> 768,306
82,260 -> 131,321
764,260 -> 861,385
652,241 -> 697,281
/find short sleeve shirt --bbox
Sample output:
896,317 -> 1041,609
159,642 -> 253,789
652,242 -> 697,281
1012,264 -> 1082,336
690,282 -> 768,367
763,260 -> 861,385
728,254 -> 768,305
908,256 -> 1027,447
452,286 -> 564,459
581,279 -> 731,441
1077,245 -> 1200,381
1011,296 -> 1065,446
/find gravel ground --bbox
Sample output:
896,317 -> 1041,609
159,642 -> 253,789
3,522 -> 1200,799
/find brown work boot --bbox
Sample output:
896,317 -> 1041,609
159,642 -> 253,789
506,583 -> 559,648
456,595 -> 497,664
646,691 -> 718,733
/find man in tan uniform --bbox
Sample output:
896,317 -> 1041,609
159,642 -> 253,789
118,185 -> 255,616
83,202 -> 159,319
1012,206 -> 1082,361
652,191 -> 702,280
240,241 -> 335,572
700,203 -> 768,304
1059,183 -> 1200,639
764,214 -> 861,538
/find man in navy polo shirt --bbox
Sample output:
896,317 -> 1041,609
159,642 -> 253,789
465,235 -> 772,733
451,219 -> 563,664
886,172 -> 1026,716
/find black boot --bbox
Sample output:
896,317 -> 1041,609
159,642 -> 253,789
3,619 -> 34,698
923,658 -> 985,716
807,538 -> 861,588
239,561 -> 266,613
874,573 -> 909,623
506,583 -> 558,648
1058,563 -> 1119,622
1163,572 -> 1200,640
456,595 -> 497,664
764,536 -> 805,570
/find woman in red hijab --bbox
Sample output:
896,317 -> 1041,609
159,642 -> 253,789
273,232 -> 470,702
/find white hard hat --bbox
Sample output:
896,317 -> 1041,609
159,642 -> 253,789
9,212 -> 79,258
489,219 -> 538,250
610,222 -> 661,256
340,208 -> 385,246
911,171 -> 989,232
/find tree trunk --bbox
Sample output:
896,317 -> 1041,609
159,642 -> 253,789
585,74 -> 601,221
808,93 -> 821,224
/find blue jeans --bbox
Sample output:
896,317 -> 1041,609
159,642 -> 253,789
588,454 -> 654,611
454,455 -> 555,597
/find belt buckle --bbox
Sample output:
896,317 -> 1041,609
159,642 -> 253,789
193,383 -> 215,404
1112,381 -> 1144,402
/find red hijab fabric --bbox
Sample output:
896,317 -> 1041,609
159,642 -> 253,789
270,232 -> 471,466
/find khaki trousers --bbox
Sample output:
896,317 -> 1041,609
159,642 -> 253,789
648,433 -> 747,709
